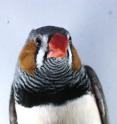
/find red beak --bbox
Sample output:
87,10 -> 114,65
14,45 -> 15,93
47,33 -> 68,58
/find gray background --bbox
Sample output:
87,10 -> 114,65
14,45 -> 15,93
0,0 -> 117,124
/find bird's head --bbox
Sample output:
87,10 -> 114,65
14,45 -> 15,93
19,26 -> 81,75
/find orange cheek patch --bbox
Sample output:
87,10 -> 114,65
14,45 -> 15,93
19,41 -> 38,75
71,45 -> 81,71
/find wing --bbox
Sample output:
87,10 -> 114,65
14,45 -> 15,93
9,85 -> 18,124
85,65 -> 109,124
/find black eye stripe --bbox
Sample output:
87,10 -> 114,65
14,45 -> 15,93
34,37 -> 42,58
36,37 -> 42,46
69,36 -> 72,40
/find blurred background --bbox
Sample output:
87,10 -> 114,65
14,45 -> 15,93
0,0 -> 117,123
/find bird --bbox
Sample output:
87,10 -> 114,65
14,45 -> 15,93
9,26 -> 109,124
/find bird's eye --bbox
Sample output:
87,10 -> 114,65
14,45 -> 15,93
35,37 -> 41,46
69,36 -> 72,41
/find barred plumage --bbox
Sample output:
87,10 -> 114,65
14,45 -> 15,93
13,58 -> 90,107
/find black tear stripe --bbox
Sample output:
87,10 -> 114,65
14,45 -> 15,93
13,58 -> 91,107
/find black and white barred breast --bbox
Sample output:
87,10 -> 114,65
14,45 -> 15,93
13,58 -> 90,107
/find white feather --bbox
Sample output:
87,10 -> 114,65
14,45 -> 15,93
68,44 -> 72,66
16,93 -> 101,124
37,35 -> 48,68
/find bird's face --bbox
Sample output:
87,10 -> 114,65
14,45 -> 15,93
36,32 -> 72,68
19,26 -> 81,75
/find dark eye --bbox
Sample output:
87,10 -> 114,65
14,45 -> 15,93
69,36 -> 72,41
36,37 -> 42,46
